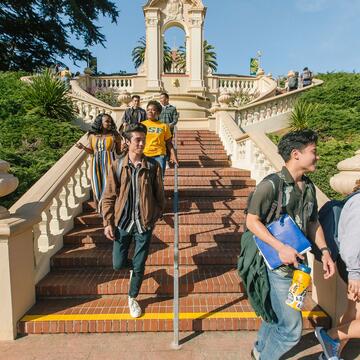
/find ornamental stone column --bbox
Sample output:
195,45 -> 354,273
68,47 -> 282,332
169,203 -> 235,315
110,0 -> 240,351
144,8 -> 163,91
0,160 -> 18,219
330,149 -> 360,195
188,8 -> 206,92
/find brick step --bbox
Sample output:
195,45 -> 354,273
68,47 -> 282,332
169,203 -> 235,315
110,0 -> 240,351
18,294 -> 330,334
177,140 -> 223,146
177,154 -> 229,160
36,267 -> 242,297
83,198 -> 247,214
165,167 -> 250,177
164,178 -> 255,187
177,160 -> 230,168
166,188 -> 252,198
177,133 -> 220,137
52,242 -> 240,268
177,149 -> 227,155
74,210 -> 246,226
176,145 -> 225,150
64,224 -> 244,246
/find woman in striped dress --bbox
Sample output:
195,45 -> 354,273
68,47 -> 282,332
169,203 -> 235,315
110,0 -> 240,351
76,113 -> 122,212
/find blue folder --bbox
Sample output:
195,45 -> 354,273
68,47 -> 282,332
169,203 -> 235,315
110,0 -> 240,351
253,214 -> 312,270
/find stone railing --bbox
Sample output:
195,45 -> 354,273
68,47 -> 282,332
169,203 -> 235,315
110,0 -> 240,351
206,73 -> 277,102
233,79 -> 323,129
0,136 -> 91,339
218,76 -> 258,93
91,75 -> 135,92
70,79 -> 127,128
215,110 -> 279,184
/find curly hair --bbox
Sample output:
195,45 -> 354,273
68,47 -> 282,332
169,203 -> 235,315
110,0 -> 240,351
146,100 -> 162,114
88,113 -> 117,135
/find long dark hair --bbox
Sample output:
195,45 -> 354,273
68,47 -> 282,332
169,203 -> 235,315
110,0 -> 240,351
88,113 -> 117,136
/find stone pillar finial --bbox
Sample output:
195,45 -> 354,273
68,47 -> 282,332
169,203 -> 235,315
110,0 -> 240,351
218,89 -> 233,108
0,160 -> 19,219
330,149 -> 360,195
256,68 -> 265,77
117,90 -> 132,109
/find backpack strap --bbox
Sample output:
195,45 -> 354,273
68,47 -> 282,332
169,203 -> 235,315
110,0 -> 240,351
265,174 -> 285,224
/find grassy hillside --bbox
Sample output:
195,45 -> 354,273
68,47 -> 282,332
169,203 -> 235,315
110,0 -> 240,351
0,72 -> 84,208
272,73 -> 360,199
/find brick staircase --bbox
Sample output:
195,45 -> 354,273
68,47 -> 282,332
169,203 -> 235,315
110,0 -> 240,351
18,130 -> 329,334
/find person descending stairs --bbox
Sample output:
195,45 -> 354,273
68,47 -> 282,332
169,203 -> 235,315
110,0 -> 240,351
19,130 -> 329,334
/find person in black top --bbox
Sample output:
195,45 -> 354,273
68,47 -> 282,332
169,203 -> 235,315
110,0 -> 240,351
122,95 -> 147,126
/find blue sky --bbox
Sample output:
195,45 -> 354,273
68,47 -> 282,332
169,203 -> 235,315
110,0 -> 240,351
63,0 -> 360,77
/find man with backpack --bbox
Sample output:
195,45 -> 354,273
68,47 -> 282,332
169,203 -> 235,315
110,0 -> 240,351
315,180 -> 360,360
244,130 -> 335,360
287,70 -> 298,91
102,123 -> 165,318
301,67 -> 313,87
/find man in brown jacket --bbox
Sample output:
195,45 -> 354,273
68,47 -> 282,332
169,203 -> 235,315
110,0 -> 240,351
102,123 -> 165,318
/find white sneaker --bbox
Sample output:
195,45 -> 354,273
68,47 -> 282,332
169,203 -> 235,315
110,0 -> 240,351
128,296 -> 142,318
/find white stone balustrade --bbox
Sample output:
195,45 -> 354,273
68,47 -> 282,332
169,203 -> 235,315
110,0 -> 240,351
218,77 -> 256,93
0,135 -> 91,339
93,76 -> 134,91
236,91 -> 298,127
216,111 -> 278,183
70,79 -> 125,129
234,79 -> 323,127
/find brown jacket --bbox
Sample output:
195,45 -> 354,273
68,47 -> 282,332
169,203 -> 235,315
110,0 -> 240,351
102,153 -> 165,229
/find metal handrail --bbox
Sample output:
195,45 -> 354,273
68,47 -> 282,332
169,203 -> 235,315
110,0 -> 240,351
172,125 -> 180,348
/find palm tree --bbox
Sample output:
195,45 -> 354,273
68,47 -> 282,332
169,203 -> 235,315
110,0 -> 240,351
163,42 -> 173,73
176,40 -> 218,73
203,40 -> 218,73
131,37 -> 146,69
131,36 -> 173,71
177,45 -> 186,71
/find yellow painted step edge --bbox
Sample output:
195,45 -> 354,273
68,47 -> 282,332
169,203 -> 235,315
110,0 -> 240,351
21,311 -> 327,322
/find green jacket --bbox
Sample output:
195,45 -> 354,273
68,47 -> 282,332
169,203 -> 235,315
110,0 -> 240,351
237,230 -> 277,323
159,104 -> 178,128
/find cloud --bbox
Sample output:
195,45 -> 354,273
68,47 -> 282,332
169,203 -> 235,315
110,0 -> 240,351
295,0 -> 328,12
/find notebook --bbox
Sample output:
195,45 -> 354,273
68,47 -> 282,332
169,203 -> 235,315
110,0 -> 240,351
253,214 -> 312,270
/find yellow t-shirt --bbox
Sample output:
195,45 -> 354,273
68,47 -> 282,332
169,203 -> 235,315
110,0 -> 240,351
142,119 -> 172,157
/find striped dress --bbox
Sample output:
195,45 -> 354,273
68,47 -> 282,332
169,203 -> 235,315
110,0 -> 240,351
89,134 -> 117,211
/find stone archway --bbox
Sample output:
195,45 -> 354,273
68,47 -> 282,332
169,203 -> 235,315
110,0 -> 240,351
143,0 -> 206,92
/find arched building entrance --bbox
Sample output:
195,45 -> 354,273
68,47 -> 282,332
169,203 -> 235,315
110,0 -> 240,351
143,0 -> 206,93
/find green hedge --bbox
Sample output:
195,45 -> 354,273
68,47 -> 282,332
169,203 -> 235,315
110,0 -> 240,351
0,72 -> 84,208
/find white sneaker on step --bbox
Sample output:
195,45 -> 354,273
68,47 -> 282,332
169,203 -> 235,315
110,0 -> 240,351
128,296 -> 142,318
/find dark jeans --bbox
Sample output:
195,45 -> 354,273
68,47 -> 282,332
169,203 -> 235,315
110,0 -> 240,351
113,226 -> 153,298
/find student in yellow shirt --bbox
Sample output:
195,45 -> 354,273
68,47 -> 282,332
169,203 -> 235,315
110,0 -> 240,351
142,100 -> 178,176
